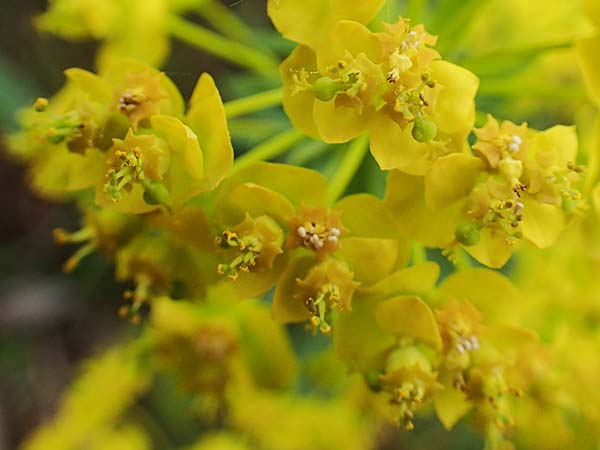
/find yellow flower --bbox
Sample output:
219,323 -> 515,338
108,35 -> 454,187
97,129 -> 170,212
431,272 -> 544,438
272,256 -> 358,334
114,228 -> 211,320
9,59 -> 233,209
379,345 -> 442,430
215,214 -> 285,283
280,17 -> 479,174
273,191 -> 407,334
330,262 -> 443,427
386,115 -> 582,267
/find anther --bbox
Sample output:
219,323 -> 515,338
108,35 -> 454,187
297,226 -> 307,238
33,97 -> 49,112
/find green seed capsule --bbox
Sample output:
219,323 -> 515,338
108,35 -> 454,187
312,76 -> 340,102
455,222 -> 481,246
411,116 -> 438,143
95,113 -> 131,151
363,369 -> 383,393
142,180 -> 170,206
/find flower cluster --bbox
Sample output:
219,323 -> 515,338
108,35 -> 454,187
9,0 -> 600,449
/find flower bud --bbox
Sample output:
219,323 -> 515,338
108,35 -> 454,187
312,76 -> 340,102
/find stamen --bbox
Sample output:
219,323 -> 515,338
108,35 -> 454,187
62,242 -> 96,273
304,283 -> 343,334
297,222 -> 341,252
103,146 -> 144,202
216,231 -> 262,280
53,226 -> 97,273
119,88 -> 147,114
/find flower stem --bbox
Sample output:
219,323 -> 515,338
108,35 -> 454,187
232,129 -> 304,171
326,133 -> 370,204
454,247 -> 473,271
194,0 -> 266,48
478,81 -> 586,100
224,88 -> 283,119
411,243 -> 428,265
167,15 -> 279,78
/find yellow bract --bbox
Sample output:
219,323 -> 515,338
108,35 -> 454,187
267,0 -> 385,50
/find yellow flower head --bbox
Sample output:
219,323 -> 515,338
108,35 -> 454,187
380,345 -> 441,430
216,214 -> 285,282
10,59 -> 232,210
272,256 -> 358,334
98,129 -> 170,212
280,17 -> 479,174
386,115 -> 583,268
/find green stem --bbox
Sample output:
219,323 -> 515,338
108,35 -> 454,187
478,82 -> 586,100
194,0 -> 265,47
457,42 -> 572,72
167,15 -> 279,78
326,133 -> 370,204
433,0 -> 490,54
232,129 -> 304,171
224,88 -> 283,119
454,247 -> 473,271
411,243 -> 428,265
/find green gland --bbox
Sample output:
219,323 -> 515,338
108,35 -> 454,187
411,116 -> 438,143
142,180 -> 170,206
312,76 -> 341,102
455,222 -> 481,246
